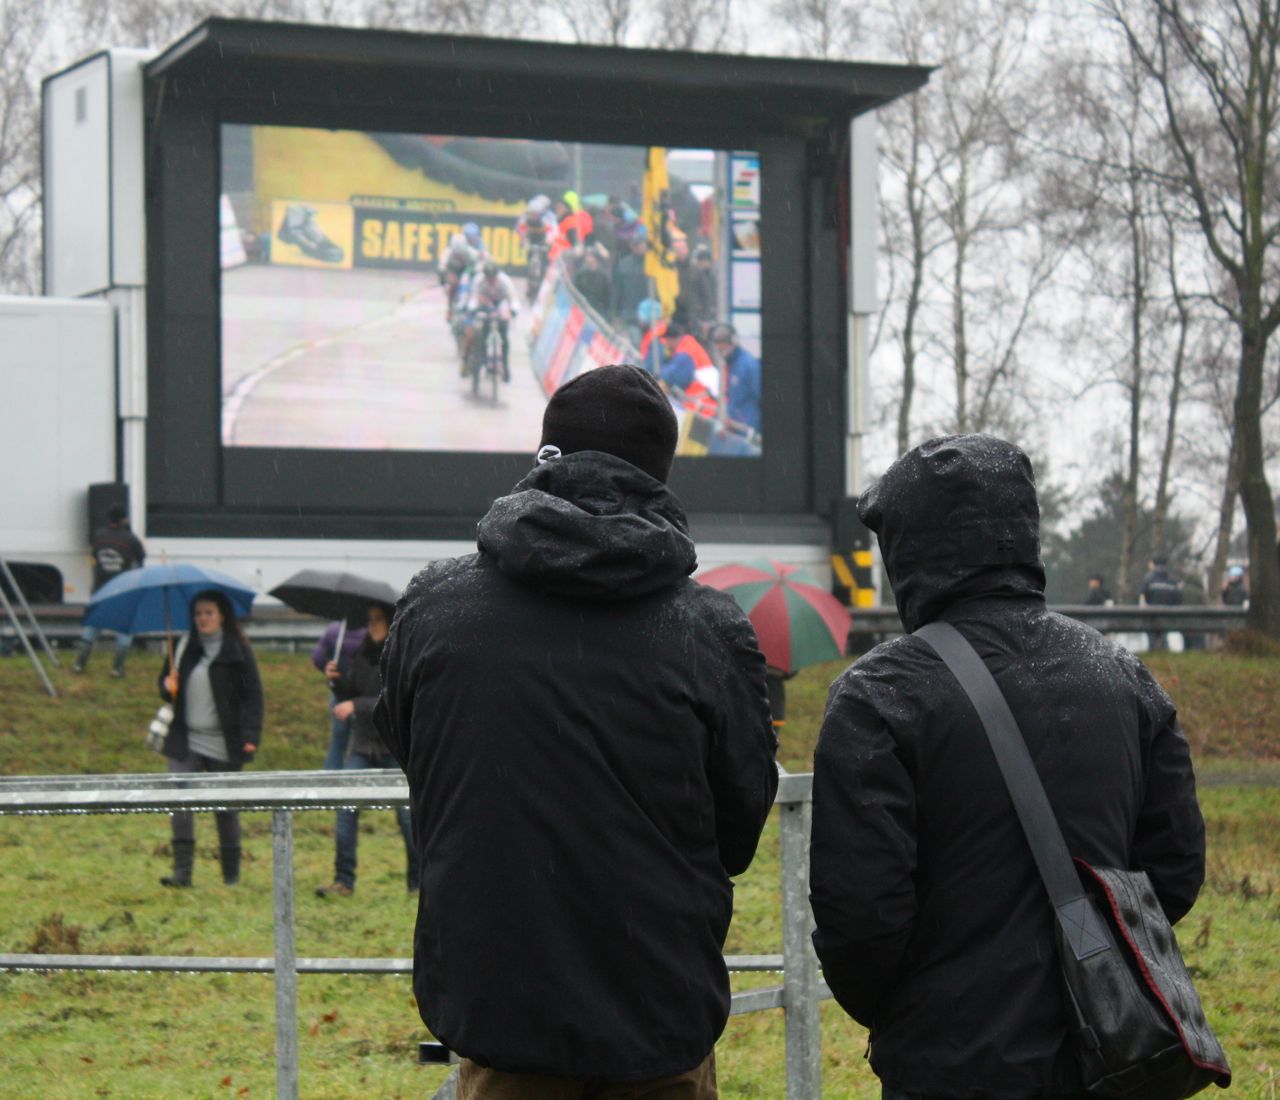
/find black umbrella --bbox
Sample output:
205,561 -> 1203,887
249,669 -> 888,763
269,570 -> 401,658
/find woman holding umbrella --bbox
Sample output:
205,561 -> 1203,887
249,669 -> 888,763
316,602 -> 418,898
156,589 -> 264,889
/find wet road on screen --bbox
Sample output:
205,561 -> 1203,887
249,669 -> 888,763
221,265 -> 546,451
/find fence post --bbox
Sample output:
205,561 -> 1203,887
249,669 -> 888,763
272,809 -> 299,1100
780,798 -> 821,1099
430,1068 -> 459,1099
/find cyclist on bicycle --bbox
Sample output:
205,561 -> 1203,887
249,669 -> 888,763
517,196 -> 557,242
517,197 -> 557,247
461,260 -> 518,382
440,231 -> 480,322
517,196 -> 558,299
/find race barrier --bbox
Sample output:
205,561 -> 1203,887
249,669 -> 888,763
526,262 -> 762,457
0,769 -> 826,1100
15,604 -> 1252,649
527,264 -> 634,396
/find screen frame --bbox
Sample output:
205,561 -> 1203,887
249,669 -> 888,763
144,32 -> 858,541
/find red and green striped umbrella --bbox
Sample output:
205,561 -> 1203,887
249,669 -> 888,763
698,559 -> 851,674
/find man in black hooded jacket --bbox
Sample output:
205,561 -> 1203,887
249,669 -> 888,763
809,435 -> 1206,1100
376,365 -> 777,1098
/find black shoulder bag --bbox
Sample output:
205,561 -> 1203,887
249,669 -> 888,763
915,621 -> 1231,1100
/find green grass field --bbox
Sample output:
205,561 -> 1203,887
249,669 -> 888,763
1,646 -> 1278,1098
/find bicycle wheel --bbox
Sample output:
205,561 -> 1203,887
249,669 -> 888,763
486,331 -> 502,402
471,334 -> 483,396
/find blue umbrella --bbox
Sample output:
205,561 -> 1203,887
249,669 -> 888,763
84,562 -> 257,635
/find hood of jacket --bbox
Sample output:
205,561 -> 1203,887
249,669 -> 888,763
857,434 -> 1046,632
476,450 -> 697,601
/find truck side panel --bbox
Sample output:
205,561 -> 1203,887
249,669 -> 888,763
0,296 -> 116,599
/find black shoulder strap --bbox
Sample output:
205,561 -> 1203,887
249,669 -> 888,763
914,621 -> 1111,961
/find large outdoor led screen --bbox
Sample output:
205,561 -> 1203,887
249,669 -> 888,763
219,124 -> 765,458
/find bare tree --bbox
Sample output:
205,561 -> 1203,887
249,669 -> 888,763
648,0 -> 734,51
873,0 -> 1063,449
1104,0 -> 1280,637
875,1 -> 943,454
932,1 -> 1054,437
0,0 -> 47,294
1149,206 -> 1194,560
368,0 -> 536,35
70,0 -> 324,48
1207,430 -> 1241,594
1037,31 -> 1165,597
544,0 -> 636,45
769,0 -> 861,58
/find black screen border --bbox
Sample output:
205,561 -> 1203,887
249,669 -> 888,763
145,48 -> 848,540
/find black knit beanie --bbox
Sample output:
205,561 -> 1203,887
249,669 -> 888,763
539,365 -> 679,483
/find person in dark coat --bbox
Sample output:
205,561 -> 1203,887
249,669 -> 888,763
572,247 -> 611,316
809,435 -> 1206,1100
315,604 -> 417,898
157,588 -> 264,888
1082,572 -> 1112,605
72,504 -> 147,676
610,232 -> 650,345
680,245 -> 718,338
376,364 -> 778,1096
311,621 -> 366,770
1221,565 -> 1249,606
1140,554 -> 1183,650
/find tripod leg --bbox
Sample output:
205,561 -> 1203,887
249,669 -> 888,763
0,583 -> 56,698
0,558 -> 60,666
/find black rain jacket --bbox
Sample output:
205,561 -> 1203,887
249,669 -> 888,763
158,631 -> 264,766
809,435 -> 1206,1099
375,450 -> 778,1082
332,636 -> 391,760
1141,566 -> 1184,606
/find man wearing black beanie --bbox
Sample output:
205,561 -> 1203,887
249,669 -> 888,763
377,364 -> 777,1098
538,363 -> 679,483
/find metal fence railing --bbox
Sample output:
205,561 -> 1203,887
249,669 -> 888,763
0,769 -> 826,1100
15,604 -> 1251,649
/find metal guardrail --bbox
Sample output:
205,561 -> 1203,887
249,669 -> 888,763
13,604 -> 1250,647
0,769 -> 826,1100
12,605 -> 334,649
1045,605 -> 1249,633
845,605 -> 1249,636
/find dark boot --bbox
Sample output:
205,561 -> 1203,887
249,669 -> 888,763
72,641 -> 92,673
219,846 -> 241,886
160,839 -> 195,888
110,648 -> 128,678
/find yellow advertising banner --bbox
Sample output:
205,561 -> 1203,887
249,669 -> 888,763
252,128 -> 523,234
641,147 -> 681,317
270,200 -> 355,270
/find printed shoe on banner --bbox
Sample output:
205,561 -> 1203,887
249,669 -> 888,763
278,205 -> 345,263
